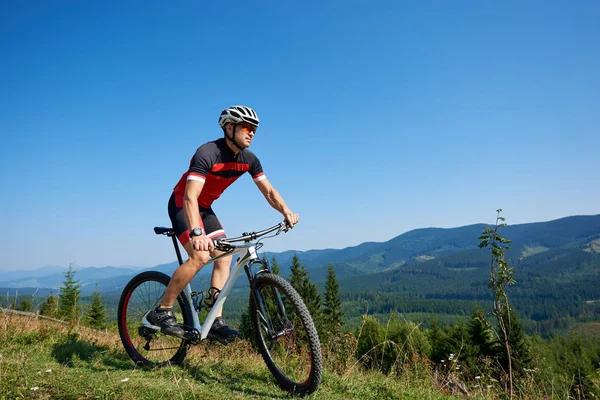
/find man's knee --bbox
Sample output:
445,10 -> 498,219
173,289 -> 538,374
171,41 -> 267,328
188,251 -> 210,270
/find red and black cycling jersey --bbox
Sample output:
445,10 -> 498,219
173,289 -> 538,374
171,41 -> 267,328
172,138 -> 266,208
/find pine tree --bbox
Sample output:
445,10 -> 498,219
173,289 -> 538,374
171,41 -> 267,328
40,292 -> 59,318
426,317 -> 449,363
323,264 -> 343,330
288,254 -> 323,335
58,264 -> 81,322
85,283 -> 107,330
270,256 -> 280,275
238,309 -> 253,340
18,296 -> 35,312
469,307 -> 497,358
289,254 -> 308,293
499,309 -> 533,380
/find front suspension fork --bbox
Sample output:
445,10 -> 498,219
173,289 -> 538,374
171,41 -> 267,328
245,259 -> 291,338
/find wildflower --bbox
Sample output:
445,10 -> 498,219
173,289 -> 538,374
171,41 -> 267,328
475,376 -> 481,380
46,369 -> 52,373
441,359 -> 445,363
456,365 -> 460,370
121,378 -> 129,382
449,353 -> 455,361
37,371 -> 42,375
31,387 -> 39,391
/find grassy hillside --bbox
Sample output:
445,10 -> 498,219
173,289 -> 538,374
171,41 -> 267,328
0,312 -> 470,400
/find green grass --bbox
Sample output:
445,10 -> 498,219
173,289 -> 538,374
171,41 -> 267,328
1,312 -> 472,400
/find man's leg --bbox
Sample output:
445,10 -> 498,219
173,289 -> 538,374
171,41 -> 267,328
160,242 -> 210,308
208,252 -> 232,317
205,250 -> 240,340
147,242 -> 209,338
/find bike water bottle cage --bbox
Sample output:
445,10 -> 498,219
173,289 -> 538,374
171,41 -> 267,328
191,291 -> 206,312
204,286 -> 221,308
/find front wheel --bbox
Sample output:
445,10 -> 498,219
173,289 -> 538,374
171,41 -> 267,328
117,271 -> 193,366
249,273 -> 322,395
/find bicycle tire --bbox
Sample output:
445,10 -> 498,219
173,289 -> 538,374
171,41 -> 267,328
249,273 -> 322,395
118,271 -> 193,366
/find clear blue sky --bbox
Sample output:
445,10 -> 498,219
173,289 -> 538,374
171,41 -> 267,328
1,1 -> 598,272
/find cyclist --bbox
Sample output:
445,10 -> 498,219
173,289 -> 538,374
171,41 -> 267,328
148,105 -> 299,340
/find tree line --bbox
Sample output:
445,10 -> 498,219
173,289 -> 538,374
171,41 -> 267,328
1,264 -> 108,330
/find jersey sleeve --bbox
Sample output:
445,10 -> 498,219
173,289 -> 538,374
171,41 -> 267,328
250,155 -> 266,183
187,145 -> 214,184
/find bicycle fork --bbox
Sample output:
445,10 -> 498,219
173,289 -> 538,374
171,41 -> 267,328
245,260 -> 292,339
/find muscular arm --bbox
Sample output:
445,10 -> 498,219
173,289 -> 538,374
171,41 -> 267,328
255,178 -> 298,226
184,179 -> 205,231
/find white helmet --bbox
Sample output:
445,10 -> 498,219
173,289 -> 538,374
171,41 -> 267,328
218,105 -> 259,128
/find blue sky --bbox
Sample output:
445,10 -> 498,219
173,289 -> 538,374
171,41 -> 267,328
1,1 -> 598,272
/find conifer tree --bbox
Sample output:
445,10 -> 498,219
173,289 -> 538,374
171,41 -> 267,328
18,296 -> 35,312
58,264 -> 81,322
238,309 -> 252,340
40,292 -> 59,318
469,307 -> 497,358
500,309 -> 533,379
289,254 -> 308,293
426,317 -> 449,363
288,254 -> 323,335
270,256 -> 280,275
85,283 -> 108,330
323,264 -> 343,330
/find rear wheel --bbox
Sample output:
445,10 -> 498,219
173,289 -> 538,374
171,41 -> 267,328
249,273 -> 322,395
117,271 -> 193,366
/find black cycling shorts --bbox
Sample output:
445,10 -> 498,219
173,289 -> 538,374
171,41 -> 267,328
168,193 -> 227,246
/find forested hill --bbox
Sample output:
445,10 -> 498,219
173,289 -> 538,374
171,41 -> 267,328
267,214 -> 600,282
2,214 -> 599,295
328,215 -> 600,335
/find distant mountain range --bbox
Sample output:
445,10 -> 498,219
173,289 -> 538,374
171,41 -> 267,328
2,214 -> 599,302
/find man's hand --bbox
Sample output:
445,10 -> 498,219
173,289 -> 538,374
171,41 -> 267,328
283,211 -> 299,228
191,235 -> 214,252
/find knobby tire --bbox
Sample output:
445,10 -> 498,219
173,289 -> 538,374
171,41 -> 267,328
250,273 -> 322,395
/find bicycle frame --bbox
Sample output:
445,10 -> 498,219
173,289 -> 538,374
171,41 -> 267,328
145,221 -> 287,342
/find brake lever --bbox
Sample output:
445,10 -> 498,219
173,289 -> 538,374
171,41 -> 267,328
214,240 -> 233,252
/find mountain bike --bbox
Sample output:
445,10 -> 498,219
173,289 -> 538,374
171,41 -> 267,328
117,221 -> 322,395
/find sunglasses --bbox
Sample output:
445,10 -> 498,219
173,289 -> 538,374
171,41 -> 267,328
237,124 -> 257,133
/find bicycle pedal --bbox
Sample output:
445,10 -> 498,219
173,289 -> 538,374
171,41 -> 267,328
207,332 -> 229,345
182,327 -> 201,342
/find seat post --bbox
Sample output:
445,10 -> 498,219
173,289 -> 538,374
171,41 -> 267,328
171,234 -> 184,266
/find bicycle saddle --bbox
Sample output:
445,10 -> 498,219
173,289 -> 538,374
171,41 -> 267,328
154,227 -> 174,235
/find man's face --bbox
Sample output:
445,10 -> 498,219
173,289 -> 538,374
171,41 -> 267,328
234,123 -> 256,147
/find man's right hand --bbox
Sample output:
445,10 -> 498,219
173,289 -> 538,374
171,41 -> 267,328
191,235 -> 214,252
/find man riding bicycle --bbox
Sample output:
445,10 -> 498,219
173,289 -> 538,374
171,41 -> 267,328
148,105 -> 299,340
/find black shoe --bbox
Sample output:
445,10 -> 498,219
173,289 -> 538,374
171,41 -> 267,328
210,317 -> 240,341
147,307 -> 187,339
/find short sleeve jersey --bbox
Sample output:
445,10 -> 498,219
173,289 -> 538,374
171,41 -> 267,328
173,138 -> 266,208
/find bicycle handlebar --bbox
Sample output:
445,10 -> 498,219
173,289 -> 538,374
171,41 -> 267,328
213,221 -> 289,252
